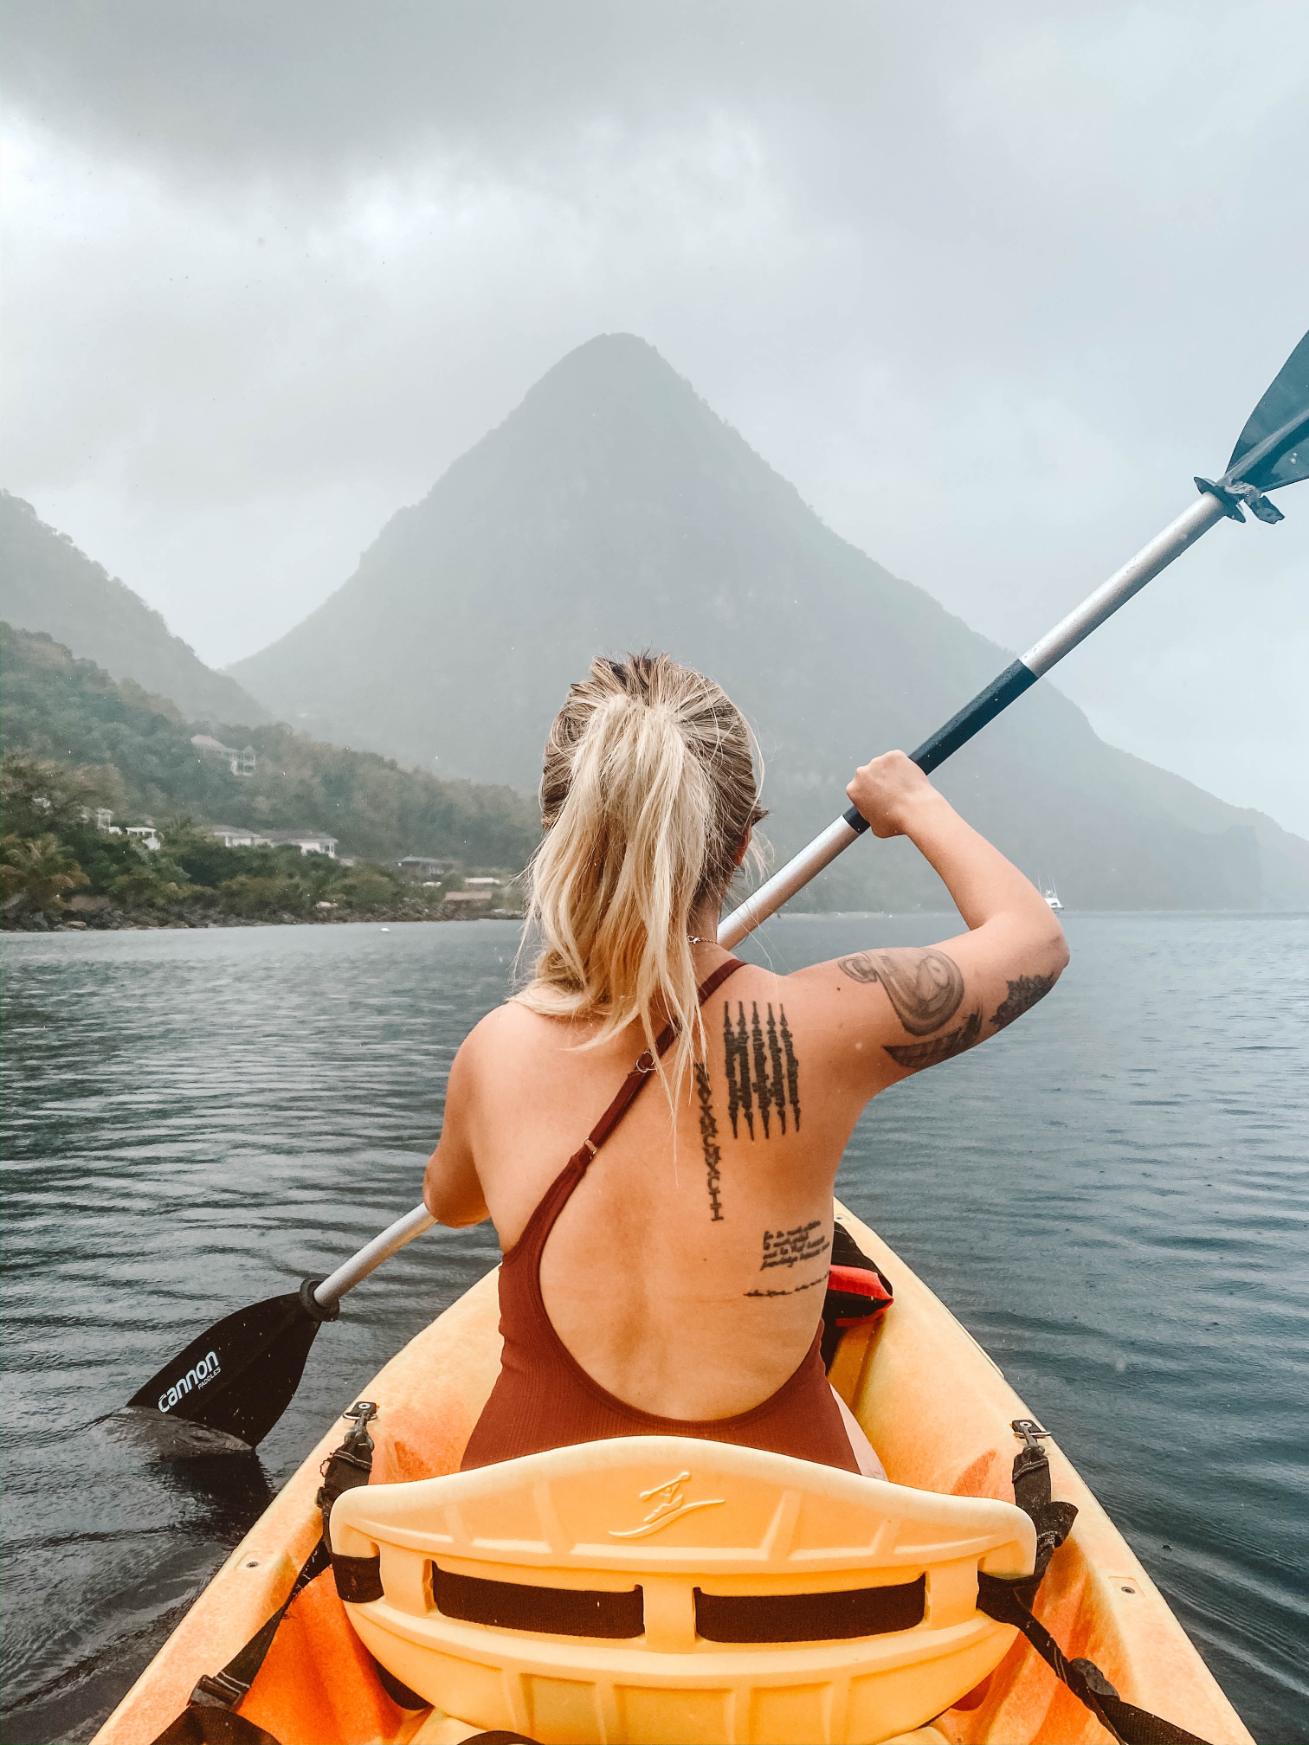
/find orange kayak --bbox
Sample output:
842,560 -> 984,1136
93,1205 -> 1253,1745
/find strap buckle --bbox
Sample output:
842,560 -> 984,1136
190,1669 -> 250,1710
634,1050 -> 656,1075
343,1399 -> 378,1425
1011,1417 -> 1051,1452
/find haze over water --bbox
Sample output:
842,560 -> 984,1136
2,915 -> 1306,1742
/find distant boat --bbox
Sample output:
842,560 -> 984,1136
1043,880 -> 1063,911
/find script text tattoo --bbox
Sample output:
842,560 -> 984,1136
760,1219 -> 827,1270
745,1271 -> 828,1299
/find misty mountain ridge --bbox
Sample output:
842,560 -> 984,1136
0,490 -> 267,729
230,334 -> 1309,911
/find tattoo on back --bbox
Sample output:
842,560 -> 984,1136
760,1220 -> 827,1270
884,1008 -> 982,1069
992,974 -> 1058,1029
745,1271 -> 828,1300
836,949 -> 964,1034
724,1001 -> 800,1138
693,1062 -> 725,1223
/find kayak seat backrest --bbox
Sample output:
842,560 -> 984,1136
329,1434 -> 1035,1745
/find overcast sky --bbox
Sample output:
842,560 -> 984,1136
3,1 -> 1307,832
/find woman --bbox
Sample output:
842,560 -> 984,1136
423,652 -> 1068,1478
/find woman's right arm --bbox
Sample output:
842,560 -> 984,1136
801,751 -> 1069,1094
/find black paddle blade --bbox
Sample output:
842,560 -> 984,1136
1226,329 -> 1309,492
125,1283 -> 334,1450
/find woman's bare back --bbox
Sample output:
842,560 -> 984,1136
455,958 -> 867,1420
426,887 -> 1068,1428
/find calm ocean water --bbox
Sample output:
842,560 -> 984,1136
1,914 -> 1306,1743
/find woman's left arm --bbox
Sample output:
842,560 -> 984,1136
422,1042 -> 491,1228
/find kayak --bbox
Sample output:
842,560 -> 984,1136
93,1203 -> 1252,1745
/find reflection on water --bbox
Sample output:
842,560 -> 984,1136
2,915 -> 1306,1741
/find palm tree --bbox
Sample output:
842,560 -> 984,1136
0,834 -> 89,916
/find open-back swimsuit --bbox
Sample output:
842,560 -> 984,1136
460,958 -> 860,1474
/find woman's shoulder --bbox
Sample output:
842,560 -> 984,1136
459,994 -> 571,1069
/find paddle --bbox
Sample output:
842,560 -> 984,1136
125,328 -> 1308,1451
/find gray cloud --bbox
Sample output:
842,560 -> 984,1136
3,0 -> 1306,830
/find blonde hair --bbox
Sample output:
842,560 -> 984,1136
518,652 -> 765,1107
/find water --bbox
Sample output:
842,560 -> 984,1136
2,915 -> 1306,1743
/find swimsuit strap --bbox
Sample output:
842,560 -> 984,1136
500,956 -> 747,1266
573,956 -> 747,1164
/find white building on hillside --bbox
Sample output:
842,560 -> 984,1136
263,830 -> 339,858
191,735 -> 257,777
210,824 -> 270,849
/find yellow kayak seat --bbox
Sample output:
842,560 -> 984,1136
329,1433 -> 1036,1745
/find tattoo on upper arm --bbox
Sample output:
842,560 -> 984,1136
759,1220 -> 827,1269
693,1062 -> 725,1223
723,1001 -> 800,1138
992,974 -> 1058,1029
884,1008 -> 982,1069
837,949 -> 964,1035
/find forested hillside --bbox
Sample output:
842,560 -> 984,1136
1,624 -> 538,869
0,490 -> 267,726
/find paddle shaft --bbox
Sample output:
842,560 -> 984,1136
313,489 -> 1230,1309
717,490 -> 1226,947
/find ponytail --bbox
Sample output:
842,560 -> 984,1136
519,654 -> 763,1110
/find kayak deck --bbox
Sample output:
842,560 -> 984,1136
93,1206 -> 1253,1745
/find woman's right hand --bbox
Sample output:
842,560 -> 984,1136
846,751 -> 941,839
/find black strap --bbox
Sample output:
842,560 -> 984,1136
977,1422 -> 1216,1745
150,1402 -> 379,1745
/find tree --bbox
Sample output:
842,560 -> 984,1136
109,866 -> 197,914
0,754 -> 101,838
218,874 -> 312,918
336,868 -> 398,911
0,833 -> 89,916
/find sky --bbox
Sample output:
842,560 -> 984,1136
3,1 -> 1307,833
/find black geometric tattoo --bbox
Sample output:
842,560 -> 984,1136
725,1003 -> 755,1137
992,974 -> 1058,1030
884,1008 -> 982,1069
760,1220 -> 827,1269
693,1062 -> 724,1222
745,1271 -> 828,1299
780,1008 -> 800,1131
750,1004 -> 771,1136
836,948 -> 964,1034
723,1001 -> 801,1137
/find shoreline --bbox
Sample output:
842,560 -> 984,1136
2,906 -> 524,933
6,907 -> 1307,936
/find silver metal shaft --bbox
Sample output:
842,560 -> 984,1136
718,815 -> 862,948
314,1202 -> 435,1307
1021,493 -> 1225,675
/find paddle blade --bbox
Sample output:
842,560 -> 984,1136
125,1288 -> 326,1450
1226,330 -> 1309,491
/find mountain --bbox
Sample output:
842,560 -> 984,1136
231,334 -> 1309,910
1,623 -> 538,868
0,491 -> 266,728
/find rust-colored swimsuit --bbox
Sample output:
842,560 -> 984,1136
461,958 -> 859,1475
